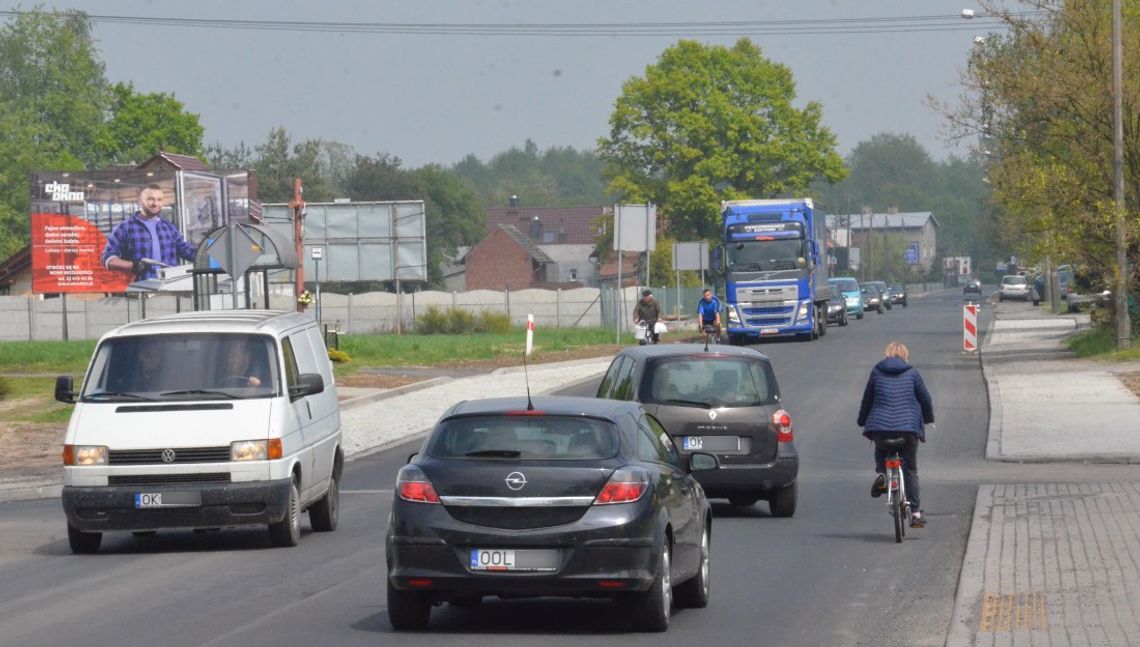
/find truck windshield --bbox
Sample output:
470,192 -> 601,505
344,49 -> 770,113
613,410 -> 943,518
726,239 -> 804,271
81,333 -> 279,401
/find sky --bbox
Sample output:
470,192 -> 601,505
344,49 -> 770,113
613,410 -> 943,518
1,0 -> 996,168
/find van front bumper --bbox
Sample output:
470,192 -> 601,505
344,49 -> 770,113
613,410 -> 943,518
62,478 -> 292,532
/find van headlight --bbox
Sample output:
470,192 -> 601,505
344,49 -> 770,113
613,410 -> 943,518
230,440 -> 267,461
63,445 -> 107,466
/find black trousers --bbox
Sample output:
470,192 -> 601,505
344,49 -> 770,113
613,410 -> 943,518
870,433 -> 920,509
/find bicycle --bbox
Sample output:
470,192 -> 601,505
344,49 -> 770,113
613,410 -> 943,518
701,323 -> 721,350
635,320 -> 661,345
877,437 -> 912,543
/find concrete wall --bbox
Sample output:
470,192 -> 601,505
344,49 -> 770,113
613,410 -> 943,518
0,288 -> 607,341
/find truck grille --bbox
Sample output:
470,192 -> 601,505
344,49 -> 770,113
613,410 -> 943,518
738,285 -> 798,304
109,446 -> 231,465
108,473 -> 232,486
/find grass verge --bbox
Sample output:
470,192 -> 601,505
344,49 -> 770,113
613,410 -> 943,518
0,340 -> 95,374
1067,327 -> 1140,360
339,327 -> 630,368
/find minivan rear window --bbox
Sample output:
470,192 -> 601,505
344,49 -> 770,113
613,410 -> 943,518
428,415 -> 619,460
640,356 -> 777,408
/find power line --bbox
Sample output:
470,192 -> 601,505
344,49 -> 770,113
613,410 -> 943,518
0,10 -> 1041,37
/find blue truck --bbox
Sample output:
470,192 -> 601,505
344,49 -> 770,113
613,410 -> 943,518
717,198 -> 831,343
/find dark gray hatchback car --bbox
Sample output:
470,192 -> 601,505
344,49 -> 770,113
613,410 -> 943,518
596,345 -> 798,516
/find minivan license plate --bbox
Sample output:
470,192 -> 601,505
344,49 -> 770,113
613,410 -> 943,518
682,436 -> 704,450
134,491 -> 201,508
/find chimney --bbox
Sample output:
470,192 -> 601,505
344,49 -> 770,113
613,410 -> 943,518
509,194 -> 520,207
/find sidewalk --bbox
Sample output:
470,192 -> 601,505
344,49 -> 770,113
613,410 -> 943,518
0,356 -> 613,502
947,306 -> 1140,646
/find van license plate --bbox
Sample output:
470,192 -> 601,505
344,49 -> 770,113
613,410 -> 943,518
682,436 -> 704,450
470,548 -> 559,572
134,491 -> 201,508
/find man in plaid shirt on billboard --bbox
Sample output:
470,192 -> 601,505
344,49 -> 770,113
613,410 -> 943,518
102,184 -> 197,281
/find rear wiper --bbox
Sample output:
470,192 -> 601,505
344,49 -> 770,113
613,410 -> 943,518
660,398 -> 711,409
85,391 -> 154,402
159,389 -> 239,400
464,449 -> 522,458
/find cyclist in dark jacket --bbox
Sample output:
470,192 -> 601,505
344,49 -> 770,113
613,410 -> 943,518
857,341 -> 934,527
633,289 -> 662,343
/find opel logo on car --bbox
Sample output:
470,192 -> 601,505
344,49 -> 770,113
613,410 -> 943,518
708,410 -> 718,421
160,449 -> 177,463
505,471 -> 527,491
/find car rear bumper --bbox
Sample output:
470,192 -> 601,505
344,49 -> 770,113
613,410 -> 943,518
386,500 -> 664,597
61,479 -> 292,531
693,450 -> 798,498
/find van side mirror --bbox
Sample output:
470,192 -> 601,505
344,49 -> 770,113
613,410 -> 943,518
55,375 -> 76,403
289,373 -> 325,400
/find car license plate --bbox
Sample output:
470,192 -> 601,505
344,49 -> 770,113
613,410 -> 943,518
470,548 -> 559,572
134,491 -> 201,509
760,327 -> 778,335
682,436 -> 704,450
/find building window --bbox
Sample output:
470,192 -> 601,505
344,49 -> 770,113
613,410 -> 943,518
570,269 -> 578,281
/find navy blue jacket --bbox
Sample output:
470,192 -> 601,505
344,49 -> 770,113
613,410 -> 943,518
857,357 -> 935,441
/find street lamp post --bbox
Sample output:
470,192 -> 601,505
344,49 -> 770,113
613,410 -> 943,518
312,246 -> 323,325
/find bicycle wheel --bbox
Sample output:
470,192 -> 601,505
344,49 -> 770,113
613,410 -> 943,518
891,472 -> 904,543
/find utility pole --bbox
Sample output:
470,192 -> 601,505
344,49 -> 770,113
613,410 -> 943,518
862,206 -> 872,280
1113,0 -> 1131,349
288,178 -> 305,313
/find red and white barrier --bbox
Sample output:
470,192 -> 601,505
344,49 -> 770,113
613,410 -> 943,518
963,304 -> 978,352
526,314 -> 535,356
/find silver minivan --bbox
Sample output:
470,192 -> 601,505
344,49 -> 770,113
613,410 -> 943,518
55,310 -> 342,553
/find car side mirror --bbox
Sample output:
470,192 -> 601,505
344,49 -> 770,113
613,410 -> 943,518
289,372 -> 325,400
55,375 -> 76,404
689,452 -> 719,472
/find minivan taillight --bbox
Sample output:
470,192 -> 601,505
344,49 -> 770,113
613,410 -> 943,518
772,409 -> 794,443
396,465 -> 440,504
593,467 -> 650,505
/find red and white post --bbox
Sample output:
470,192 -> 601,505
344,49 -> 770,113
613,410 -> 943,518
525,314 -> 535,356
963,304 -> 978,352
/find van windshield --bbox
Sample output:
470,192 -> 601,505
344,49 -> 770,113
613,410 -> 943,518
81,334 -> 279,401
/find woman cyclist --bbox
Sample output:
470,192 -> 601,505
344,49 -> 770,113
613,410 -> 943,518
857,341 -> 934,528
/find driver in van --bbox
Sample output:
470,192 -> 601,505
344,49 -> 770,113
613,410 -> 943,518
222,342 -> 270,387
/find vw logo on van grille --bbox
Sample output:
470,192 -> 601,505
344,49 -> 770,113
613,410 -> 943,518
505,472 -> 527,491
160,449 -> 177,463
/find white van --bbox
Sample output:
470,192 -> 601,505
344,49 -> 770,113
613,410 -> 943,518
55,310 -> 342,553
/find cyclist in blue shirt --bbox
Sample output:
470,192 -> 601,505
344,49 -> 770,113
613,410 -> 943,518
696,289 -> 722,336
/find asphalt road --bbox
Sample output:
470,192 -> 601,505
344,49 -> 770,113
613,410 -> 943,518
3,290 -> 1136,646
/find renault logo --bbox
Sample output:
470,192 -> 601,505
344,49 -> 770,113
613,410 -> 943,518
708,410 -> 718,421
505,471 -> 527,491
160,449 -> 177,463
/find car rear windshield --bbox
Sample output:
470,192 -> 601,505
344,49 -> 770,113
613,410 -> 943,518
830,278 -> 859,292
428,415 -> 620,460
1002,276 -> 1027,285
640,356 -> 777,408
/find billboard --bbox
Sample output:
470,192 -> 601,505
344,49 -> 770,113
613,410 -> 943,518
263,201 -> 428,282
29,169 -> 254,294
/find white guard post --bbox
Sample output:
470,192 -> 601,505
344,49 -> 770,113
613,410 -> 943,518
963,304 -> 978,352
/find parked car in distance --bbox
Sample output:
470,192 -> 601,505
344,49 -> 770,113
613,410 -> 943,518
862,283 -> 885,314
597,344 -> 798,516
998,274 -> 1031,301
829,277 -> 864,320
385,395 -> 718,632
964,279 -> 983,296
867,281 -> 892,311
55,310 -> 343,554
888,282 -> 908,307
826,290 -> 849,326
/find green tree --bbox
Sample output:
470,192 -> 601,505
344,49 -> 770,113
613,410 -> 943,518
251,128 -> 334,203
598,38 -> 847,240
945,0 -> 1139,292
451,139 -> 609,209
96,82 -> 205,165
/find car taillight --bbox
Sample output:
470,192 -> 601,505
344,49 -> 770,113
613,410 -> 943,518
593,467 -> 649,505
396,465 -> 440,504
772,409 -> 793,443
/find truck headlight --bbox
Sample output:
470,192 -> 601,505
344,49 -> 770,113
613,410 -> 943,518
797,300 -> 811,321
231,440 -> 267,461
727,307 -> 740,323
63,445 -> 107,466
